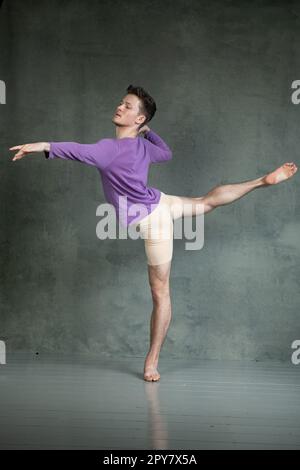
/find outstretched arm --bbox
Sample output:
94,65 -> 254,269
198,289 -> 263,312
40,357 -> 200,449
9,139 -> 119,170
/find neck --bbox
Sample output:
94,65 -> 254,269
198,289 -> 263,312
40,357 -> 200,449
115,127 -> 139,140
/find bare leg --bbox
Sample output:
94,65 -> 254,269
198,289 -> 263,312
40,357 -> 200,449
203,175 -> 266,209
204,162 -> 298,209
144,260 -> 172,382
168,162 -> 298,217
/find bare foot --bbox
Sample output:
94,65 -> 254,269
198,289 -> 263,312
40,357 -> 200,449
263,162 -> 298,185
144,365 -> 161,382
144,356 -> 161,382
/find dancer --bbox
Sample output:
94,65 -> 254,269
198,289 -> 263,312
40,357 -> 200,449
10,84 -> 298,382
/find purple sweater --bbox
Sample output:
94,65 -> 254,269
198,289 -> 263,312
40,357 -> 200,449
45,130 -> 172,227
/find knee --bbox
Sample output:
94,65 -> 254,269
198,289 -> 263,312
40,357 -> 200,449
200,197 -> 216,214
150,282 -> 170,303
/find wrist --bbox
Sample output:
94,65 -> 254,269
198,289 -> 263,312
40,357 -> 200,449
44,142 -> 50,152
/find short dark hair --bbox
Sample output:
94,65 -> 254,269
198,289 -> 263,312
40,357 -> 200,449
126,84 -> 157,129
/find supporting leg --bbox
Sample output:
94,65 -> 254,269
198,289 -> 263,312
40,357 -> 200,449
144,260 -> 172,382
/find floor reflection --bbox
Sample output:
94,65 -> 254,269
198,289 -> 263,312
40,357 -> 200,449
144,381 -> 169,449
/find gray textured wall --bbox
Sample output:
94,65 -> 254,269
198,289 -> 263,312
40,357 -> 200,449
0,0 -> 299,361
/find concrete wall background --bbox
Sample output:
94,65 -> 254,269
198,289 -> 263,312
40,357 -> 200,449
0,0 -> 299,360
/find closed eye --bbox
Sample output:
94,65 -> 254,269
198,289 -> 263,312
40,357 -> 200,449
119,101 -> 132,109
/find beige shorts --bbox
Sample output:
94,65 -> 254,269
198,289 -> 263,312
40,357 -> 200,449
135,192 -> 180,266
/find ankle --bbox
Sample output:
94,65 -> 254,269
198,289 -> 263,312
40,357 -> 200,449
262,176 -> 271,187
145,350 -> 159,364
257,175 -> 269,187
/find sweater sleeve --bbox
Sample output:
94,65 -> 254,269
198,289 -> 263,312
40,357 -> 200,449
143,129 -> 172,163
44,138 -> 119,171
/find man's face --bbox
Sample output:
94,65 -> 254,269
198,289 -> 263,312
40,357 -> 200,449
112,93 -> 146,129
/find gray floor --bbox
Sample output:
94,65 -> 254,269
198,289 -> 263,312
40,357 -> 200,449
0,353 -> 299,449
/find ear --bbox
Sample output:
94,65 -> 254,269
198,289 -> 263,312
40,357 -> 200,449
138,115 -> 147,125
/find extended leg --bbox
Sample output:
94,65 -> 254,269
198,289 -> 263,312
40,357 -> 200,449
203,162 -> 298,210
166,162 -> 298,218
202,175 -> 266,209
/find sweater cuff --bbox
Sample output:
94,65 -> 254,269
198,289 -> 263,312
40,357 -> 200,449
44,143 -> 54,159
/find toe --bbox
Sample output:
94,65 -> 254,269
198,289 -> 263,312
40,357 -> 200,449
144,371 -> 154,381
144,371 -> 160,382
144,375 -> 159,382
